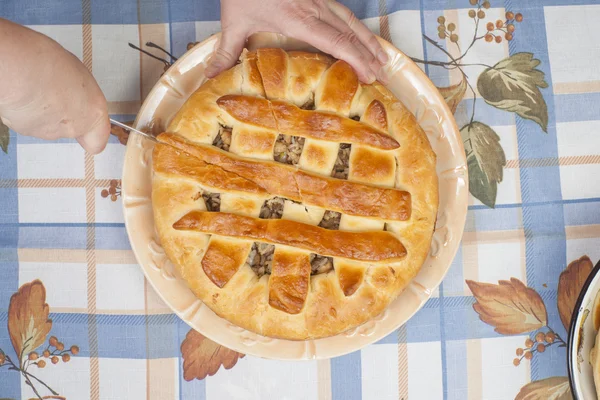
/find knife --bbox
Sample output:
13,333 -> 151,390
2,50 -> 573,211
110,118 -> 160,144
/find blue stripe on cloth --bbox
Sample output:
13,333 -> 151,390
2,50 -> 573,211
171,22 -> 197,59
331,351 -> 362,400
1,0 -> 83,25
17,225 -> 88,249
13,224 -> 125,250
407,304 -> 442,342
95,226 -> 132,250
16,136 -> 78,145
0,0 -> 594,25
439,282 -> 448,400
440,245 -> 465,297
91,0 -> 138,24
564,199 -> 600,226
177,318 -> 206,400
0,131 -> 18,178
0,325 -> 21,398
554,93 -> 600,124
506,0 -> 567,382
169,0 -> 220,23
472,206 -> 523,232
0,124 -> 19,396
0,295 -> 543,357
445,340 -> 468,400
139,0 -> 171,25
0,115 -> 20,396
399,0 -> 594,12
0,190 -> 18,225
146,314 -> 180,359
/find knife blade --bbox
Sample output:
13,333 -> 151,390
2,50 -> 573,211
110,118 -> 160,144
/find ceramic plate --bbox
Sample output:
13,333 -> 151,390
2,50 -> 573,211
121,32 -> 468,360
568,260 -> 600,398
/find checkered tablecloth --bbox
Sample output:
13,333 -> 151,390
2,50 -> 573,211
1,0 -> 599,399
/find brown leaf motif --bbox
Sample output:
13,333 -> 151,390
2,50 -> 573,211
466,278 -> 547,335
110,120 -> 135,145
181,329 -> 245,381
8,280 -> 52,365
0,118 -> 9,153
515,376 -> 572,400
558,255 -> 593,332
437,79 -> 467,114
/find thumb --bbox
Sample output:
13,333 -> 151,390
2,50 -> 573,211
205,29 -> 247,78
77,116 -> 110,155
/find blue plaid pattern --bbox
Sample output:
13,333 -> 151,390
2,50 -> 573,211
1,0 -> 600,398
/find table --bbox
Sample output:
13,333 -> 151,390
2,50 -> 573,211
1,0 -> 599,399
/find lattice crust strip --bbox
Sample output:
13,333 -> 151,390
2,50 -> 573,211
152,48 -> 438,340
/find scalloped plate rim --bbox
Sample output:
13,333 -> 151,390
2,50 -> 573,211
122,32 -> 468,360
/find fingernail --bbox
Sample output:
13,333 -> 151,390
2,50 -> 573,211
205,62 -> 220,78
366,71 -> 376,84
77,118 -> 110,155
377,50 -> 389,64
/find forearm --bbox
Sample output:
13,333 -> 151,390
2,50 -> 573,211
0,18 -> 55,111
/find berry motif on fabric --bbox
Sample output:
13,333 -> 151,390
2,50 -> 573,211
409,1 -> 547,208
101,179 -> 122,202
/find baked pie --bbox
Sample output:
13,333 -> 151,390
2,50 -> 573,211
152,48 -> 438,340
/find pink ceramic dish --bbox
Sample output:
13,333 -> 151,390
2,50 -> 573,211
121,32 -> 468,360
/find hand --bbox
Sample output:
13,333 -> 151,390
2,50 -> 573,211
206,0 -> 388,83
0,19 -> 110,154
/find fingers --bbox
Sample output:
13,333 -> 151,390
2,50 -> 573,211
327,1 -> 388,65
205,28 -> 248,78
319,7 -> 385,82
283,15 -> 376,83
77,114 -> 110,155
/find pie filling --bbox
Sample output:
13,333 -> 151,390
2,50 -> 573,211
273,134 -> 305,165
332,144 -> 351,180
199,126 -> 352,278
213,126 -> 232,151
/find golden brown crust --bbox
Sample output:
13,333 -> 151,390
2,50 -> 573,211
153,143 -> 267,195
256,48 -> 288,100
158,132 -> 411,220
173,211 -> 407,262
315,60 -> 359,113
268,250 -> 311,314
217,95 -> 400,150
201,238 -> 251,288
152,49 -> 438,340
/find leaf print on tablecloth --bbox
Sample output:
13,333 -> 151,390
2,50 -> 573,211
515,376 -> 572,400
477,52 -> 549,132
8,279 -> 52,366
466,278 -> 547,335
437,79 -> 467,114
0,119 -> 9,153
558,255 -> 594,332
110,120 -> 134,145
461,122 -> 506,208
181,329 -> 245,381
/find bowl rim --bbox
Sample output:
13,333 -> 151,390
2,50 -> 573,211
568,259 -> 600,398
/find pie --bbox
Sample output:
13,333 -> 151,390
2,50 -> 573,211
151,48 -> 438,340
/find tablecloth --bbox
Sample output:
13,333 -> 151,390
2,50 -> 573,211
1,0 -> 599,399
